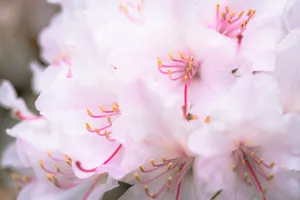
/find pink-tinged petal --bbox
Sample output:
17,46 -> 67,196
275,30 -> 300,113
0,80 -> 35,118
193,156 -> 253,200
1,142 -> 24,169
283,0 -> 300,31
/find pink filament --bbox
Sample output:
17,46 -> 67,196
175,182 -> 182,200
82,175 -> 103,200
88,112 -> 119,119
183,84 -> 188,118
76,144 -> 122,173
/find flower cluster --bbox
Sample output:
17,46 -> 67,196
1,0 -> 300,200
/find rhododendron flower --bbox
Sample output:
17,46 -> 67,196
188,74 -> 300,200
0,81 -> 118,200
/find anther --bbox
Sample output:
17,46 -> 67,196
244,172 -> 249,179
168,53 -> 173,60
86,123 -> 92,130
269,162 -> 275,168
232,164 -> 237,172
46,174 -> 53,182
226,6 -> 229,13
267,174 -> 274,181
216,4 -> 220,12
40,160 -> 44,168
139,164 -> 145,172
99,105 -> 105,112
184,75 -> 189,82
167,162 -> 173,170
135,173 -> 141,182
55,164 -> 60,173
87,109 -> 93,116
167,176 -> 173,185
52,174 -> 58,184
204,116 -> 211,123
157,58 -> 162,68
66,157 -> 72,166
107,115 -> 112,125
258,158 -> 264,164
150,159 -> 156,167
104,130 -> 110,138
250,152 -> 254,157
238,11 -> 244,18
162,156 -> 166,162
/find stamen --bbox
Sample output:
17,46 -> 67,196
214,4 -> 255,44
118,0 -> 144,24
232,145 -> 275,200
75,161 -> 97,173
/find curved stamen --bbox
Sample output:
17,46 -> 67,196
75,161 -> 97,173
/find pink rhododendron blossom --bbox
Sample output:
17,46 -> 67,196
1,0 -> 300,200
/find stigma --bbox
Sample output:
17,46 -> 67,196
215,4 -> 255,44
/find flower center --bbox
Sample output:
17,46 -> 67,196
118,0 -> 145,24
135,156 -> 194,199
215,4 -> 256,44
157,52 -> 201,119
232,145 -> 275,200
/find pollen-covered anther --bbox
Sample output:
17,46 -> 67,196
52,174 -> 58,184
46,173 -> 53,182
204,116 -> 211,123
167,162 -> 173,170
162,156 -> 166,162
267,174 -> 274,181
40,160 -> 45,169
139,164 -> 145,172
55,164 -> 61,173
135,173 -> 141,182
150,159 -> 156,167
232,164 -> 237,172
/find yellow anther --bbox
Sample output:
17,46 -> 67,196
258,158 -> 264,164
168,162 -> 173,170
23,176 -> 31,182
46,174 -> 53,182
247,9 -> 252,16
87,109 -> 93,116
232,164 -> 237,172
251,10 -> 256,16
61,51 -> 66,59
66,157 -> 72,166
230,12 -> 236,19
216,4 -> 220,12
267,174 -> 274,181
39,160 -> 44,168
269,162 -> 275,168
150,159 -> 156,167
238,11 -> 244,18
104,130 -> 110,138
173,167 -> 180,173
179,52 -> 184,59
52,174 -> 58,184
162,156 -> 166,162
95,128 -> 100,134
144,185 -> 149,193
168,52 -> 174,60
47,151 -> 52,157
244,172 -> 249,179
226,6 -> 229,13
11,173 -> 20,180
135,173 -> 141,182
139,164 -> 145,172
112,102 -> 119,112
99,105 -> 105,112
242,160 -> 246,165
86,123 -> 92,130
222,12 -> 226,20
55,164 -> 60,172
52,57 -> 58,63
184,75 -> 189,82
157,57 -> 162,68
250,152 -> 255,157
168,69 -> 172,76
263,188 -> 268,194
204,116 -> 211,123
107,115 -> 112,125
168,176 -> 173,184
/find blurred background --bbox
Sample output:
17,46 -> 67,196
0,1 -> 129,199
